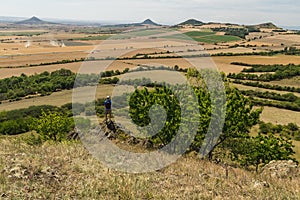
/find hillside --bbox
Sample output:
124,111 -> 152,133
0,136 -> 299,199
176,19 -> 282,31
140,19 -> 160,26
255,22 -> 279,29
15,16 -> 57,25
178,19 -> 204,26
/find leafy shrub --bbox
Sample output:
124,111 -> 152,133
33,111 -> 74,142
231,134 -> 296,172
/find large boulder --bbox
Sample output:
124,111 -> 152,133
261,160 -> 299,178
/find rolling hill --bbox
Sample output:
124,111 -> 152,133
178,19 -> 204,26
15,16 -> 57,25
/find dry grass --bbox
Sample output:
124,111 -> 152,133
212,55 -> 300,74
271,76 -> 300,88
260,106 -> 300,126
293,141 -> 300,161
0,136 -> 299,199
248,34 -> 300,46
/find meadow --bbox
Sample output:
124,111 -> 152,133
0,136 -> 299,199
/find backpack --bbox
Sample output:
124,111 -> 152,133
107,120 -> 116,133
104,100 -> 111,109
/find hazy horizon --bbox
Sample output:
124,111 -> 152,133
1,15 -> 300,30
0,0 -> 299,27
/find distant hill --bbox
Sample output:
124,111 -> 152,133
5,15 -> 283,30
178,19 -> 204,26
106,19 -> 161,28
254,22 -> 279,29
15,16 -> 57,25
140,19 -> 160,26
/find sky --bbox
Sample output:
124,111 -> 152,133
0,0 -> 299,26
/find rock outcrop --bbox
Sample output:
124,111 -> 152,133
261,160 -> 299,178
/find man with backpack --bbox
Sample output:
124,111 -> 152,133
104,96 -> 112,122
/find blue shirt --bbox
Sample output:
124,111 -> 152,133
104,99 -> 112,110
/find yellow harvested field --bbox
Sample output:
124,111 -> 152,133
215,32 -> 226,36
0,62 -> 81,78
260,34 -> 300,45
118,57 -> 243,74
92,38 -> 196,51
271,76 -> 300,87
0,60 -> 135,79
119,48 -> 169,58
0,45 -> 93,67
260,106 -> 300,126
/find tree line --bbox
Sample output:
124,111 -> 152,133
259,122 -> 300,141
240,90 -> 300,112
232,80 -> 300,93
237,63 -> 300,73
212,47 -> 300,57
240,90 -> 299,103
228,65 -> 300,82
250,98 -> 300,112
211,27 -> 250,39
0,69 -> 100,102
0,98 -> 107,136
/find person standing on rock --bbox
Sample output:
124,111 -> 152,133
104,96 -> 112,122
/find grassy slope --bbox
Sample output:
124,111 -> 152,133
0,137 -> 299,199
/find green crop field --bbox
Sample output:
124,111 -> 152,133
193,35 -> 241,43
184,31 -> 215,37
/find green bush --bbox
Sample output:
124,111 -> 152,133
0,118 -> 32,135
231,134 -> 296,172
33,111 -> 74,142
